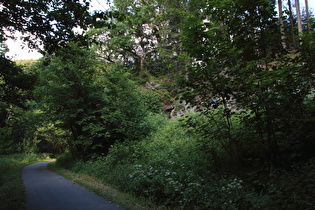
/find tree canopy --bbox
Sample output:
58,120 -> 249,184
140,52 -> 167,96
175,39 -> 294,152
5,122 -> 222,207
0,0 -> 315,208
0,0 -> 91,52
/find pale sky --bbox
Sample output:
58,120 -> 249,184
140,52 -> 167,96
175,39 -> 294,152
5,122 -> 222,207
4,0 -> 315,60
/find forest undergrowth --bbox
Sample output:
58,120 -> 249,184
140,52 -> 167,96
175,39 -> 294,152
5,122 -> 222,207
56,111 -> 315,209
1,0 -> 315,209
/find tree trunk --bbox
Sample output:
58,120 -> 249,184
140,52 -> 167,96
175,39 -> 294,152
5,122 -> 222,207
295,0 -> 303,34
305,0 -> 312,30
278,0 -> 287,49
287,0 -> 297,47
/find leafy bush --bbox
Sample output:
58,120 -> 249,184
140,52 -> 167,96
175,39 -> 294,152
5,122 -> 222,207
35,45 -> 162,159
55,151 -> 76,168
57,110 -> 315,209
0,153 -> 43,174
56,113 -> 265,208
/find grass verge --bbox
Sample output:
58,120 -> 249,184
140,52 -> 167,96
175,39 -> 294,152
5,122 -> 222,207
48,161 -> 169,210
0,153 -> 47,210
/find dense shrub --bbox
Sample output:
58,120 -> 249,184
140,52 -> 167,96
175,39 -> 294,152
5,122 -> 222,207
58,111 -> 315,209
55,151 -> 77,168
58,113 -> 262,208
0,153 -> 43,175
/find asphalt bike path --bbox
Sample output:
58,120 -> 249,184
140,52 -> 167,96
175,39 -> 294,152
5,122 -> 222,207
23,161 -> 123,210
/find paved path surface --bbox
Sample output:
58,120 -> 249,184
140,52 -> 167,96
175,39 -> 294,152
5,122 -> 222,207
23,161 -> 123,210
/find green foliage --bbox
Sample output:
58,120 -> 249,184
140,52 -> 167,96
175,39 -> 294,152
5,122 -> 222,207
78,64 -> 159,157
0,0 -> 91,53
1,0 -> 314,209
0,106 -> 27,155
0,56 -> 35,108
89,0 -> 189,79
0,56 -> 37,154
34,43 -> 103,157
0,153 -> 44,210
35,121 -> 70,154
55,151 -> 76,168
181,0 -> 314,171
34,43 -> 160,159
57,111 -> 315,209
182,109 -> 245,168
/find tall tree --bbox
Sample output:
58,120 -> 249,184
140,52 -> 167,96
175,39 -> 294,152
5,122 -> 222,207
278,0 -> 286,48
295,0 -> 303,34
35,43 -> 155,159
35,43 -> 100,157
0,56 -> 36,154
181,0 -> 313,172
0,0 -> 93,154
90,0 -> 189,78
287,0 -> 297,47
305,0 -> 312,30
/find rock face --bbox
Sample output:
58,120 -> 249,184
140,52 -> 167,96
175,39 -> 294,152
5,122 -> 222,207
163,100 -> 197,119
145,79 -> 198,119
163,103 -> 176,119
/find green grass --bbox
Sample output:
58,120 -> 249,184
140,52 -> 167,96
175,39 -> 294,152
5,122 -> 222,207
48,161 -> 169,210
0,153 -> 46,210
